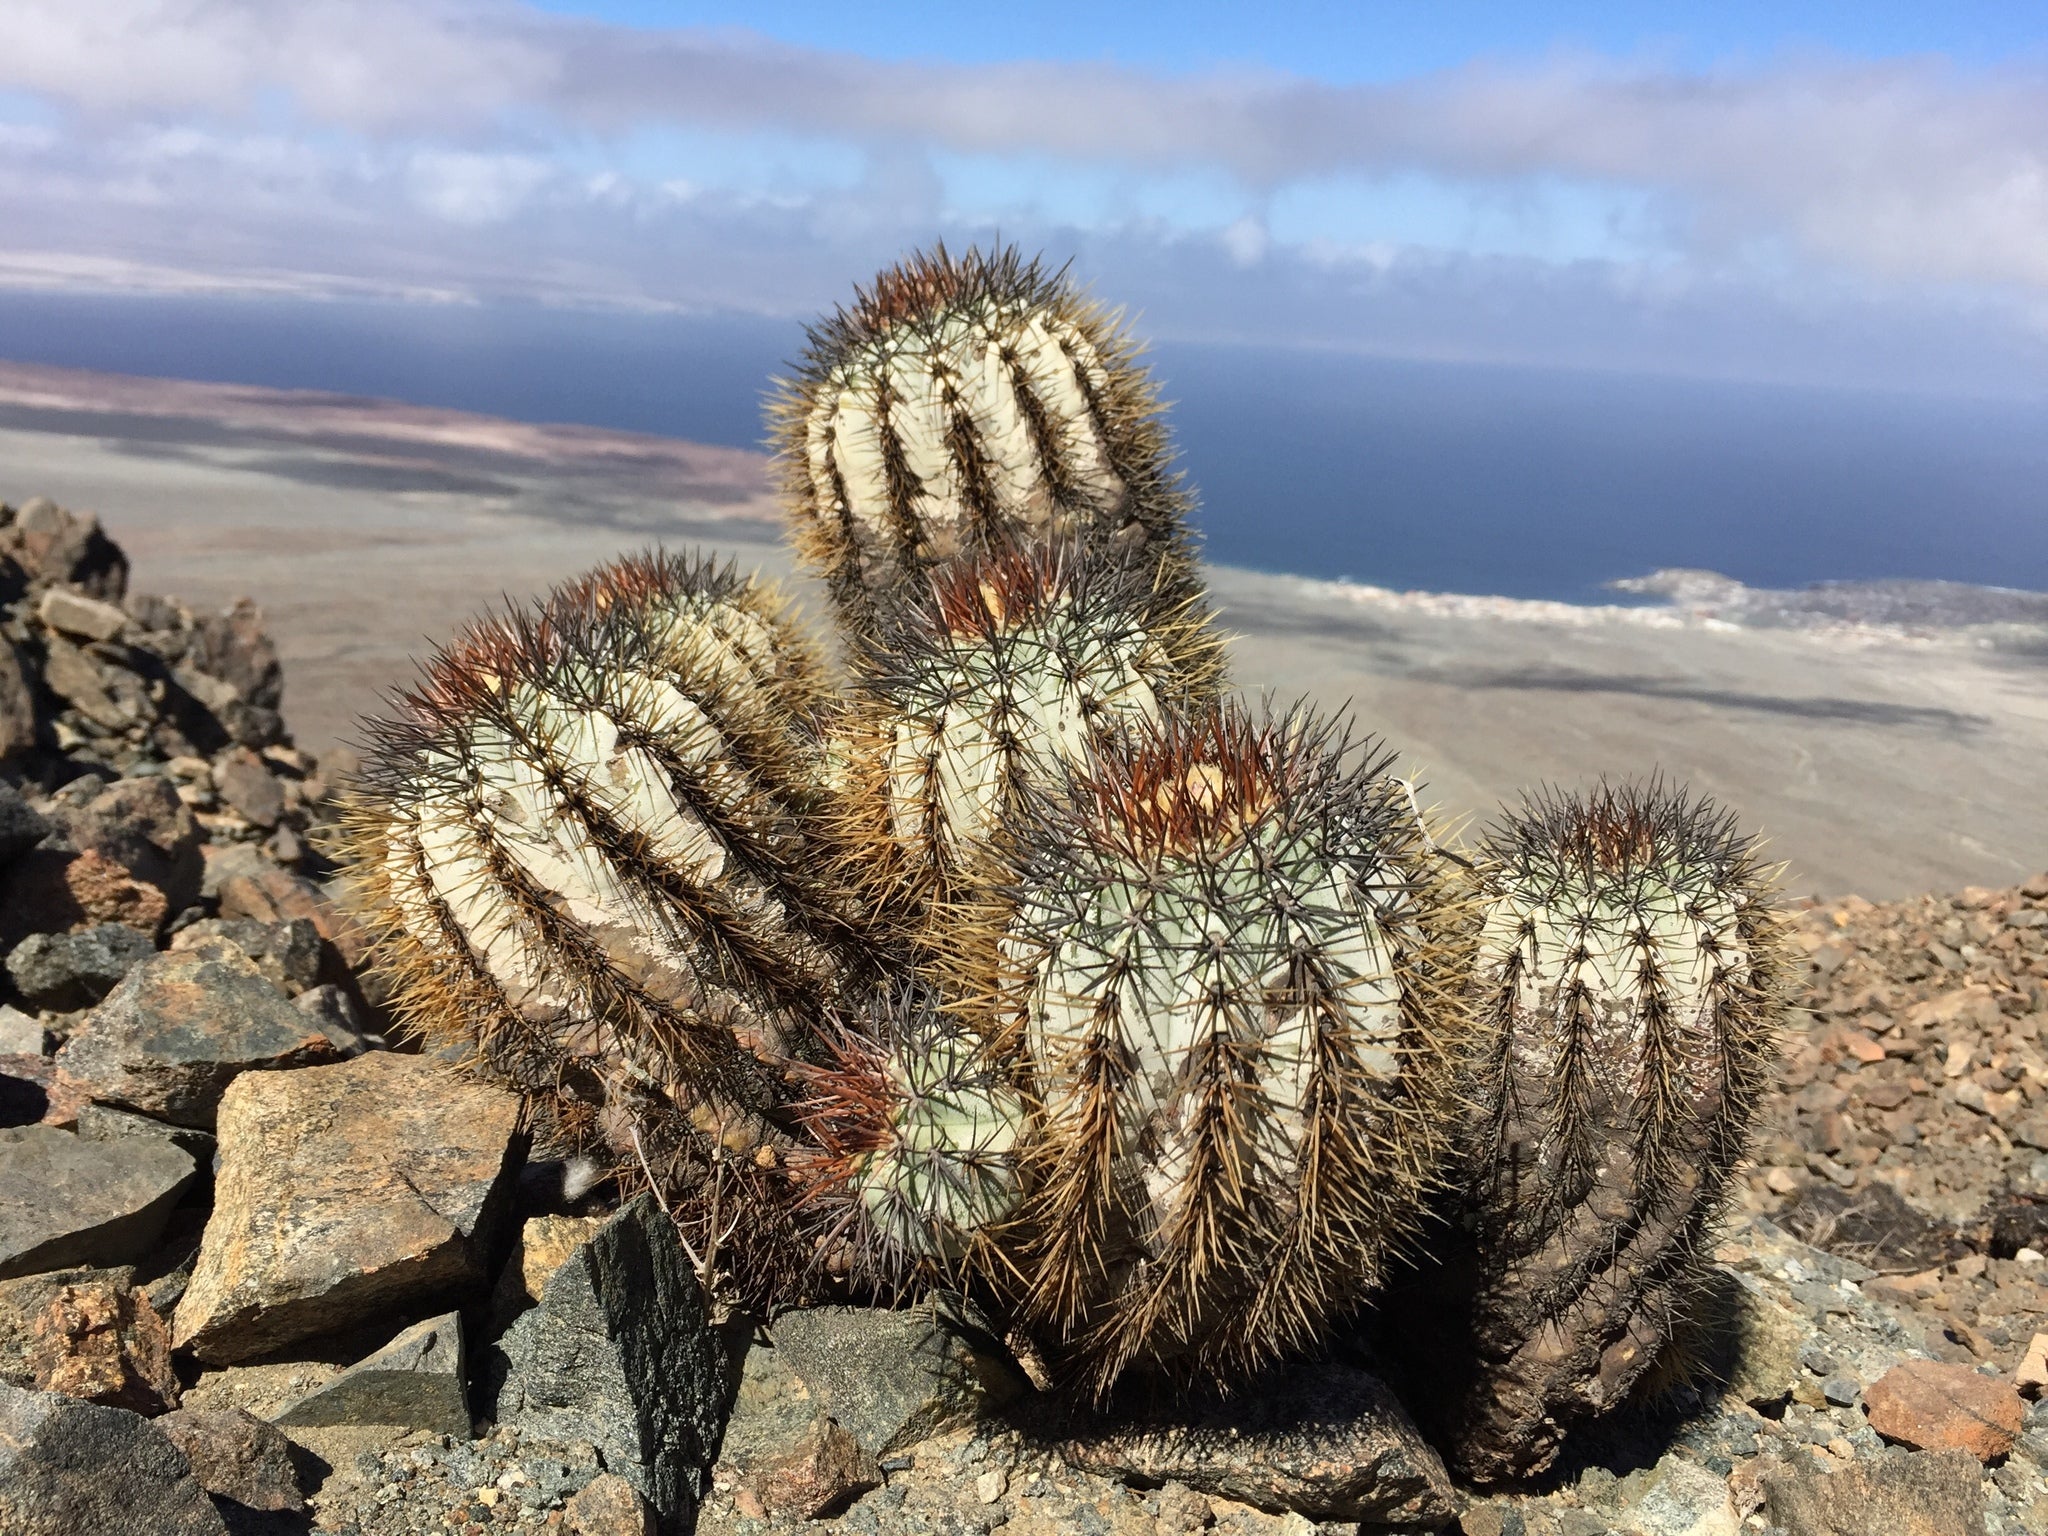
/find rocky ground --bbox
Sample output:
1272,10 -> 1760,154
0,493 -> 2043,1536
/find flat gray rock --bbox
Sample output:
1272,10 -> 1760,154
56,947 -> 339,1128
7,922 -> 157,1011
1059,1362 -> 1456,1526
275,1309 -> 470,1436
490,1195 -> 732,1532
770,1296 -> 1028,1458
0,1380 -> 228,1535
0,1125 -> 194,1279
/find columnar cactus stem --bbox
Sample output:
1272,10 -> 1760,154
1444,780 -> 1788,1483
773,244 -> 1199,634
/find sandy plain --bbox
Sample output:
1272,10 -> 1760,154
2,360 -> 2043,900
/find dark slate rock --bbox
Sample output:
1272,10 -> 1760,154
0,1380 -> 227,1535
75,1102 -> 218,1167
0,779 -> 49,863
170,916 -> 324,996
490,1195 -> 734,1532
770,1296 -> 1029,1458
275,1310 -> 470,1437
55,947 -> 339,1128
43,775 -> 203,913
1762,1446 -> 1987,1535
1059,1363 -> 1457,1526
6,922 -> 157,1011
0,1126 -> 194,1279
156,1406 -> 308,1513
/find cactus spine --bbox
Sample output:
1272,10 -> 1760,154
773,244 -> 1198,634
1443,781 -> 1788,1483
983,705 -> 1468,1394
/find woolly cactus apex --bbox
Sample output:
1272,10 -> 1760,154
333,551 -> 885,1291
829,537 -> 1225,927
789,987 -> 1027,1286
772,243 -> 1198,631
988,704 -> 1468,1396
1444,780 -> 1788,1484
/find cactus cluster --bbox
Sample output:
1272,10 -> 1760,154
338,244 -> 1788,1479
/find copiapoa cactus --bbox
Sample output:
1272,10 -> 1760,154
1430,780 -> 1789,1483
824,536 -> 1225,936
335,551 -> 891,1295
968,703 -> 1472,1395
772,244 -> 1199,634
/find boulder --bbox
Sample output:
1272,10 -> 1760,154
770,1296 -> 1028,1458
490,1196 -> 733,1531
27,1275 -> 180,1415
273,1310 -> 470,1437
0,1126 -> 194,1278
6,922 -> 156,1011
169,916 -> 324,996
1761,1447 -> 1986,1536
0,1265 -> 135,1387
0,1380 -> 226,1535
174,1052 -> 520,1362
1059,1363 -> 1457,1527
56,947 -> 339,1128
74,1103 -> 217,1167
1863,1359 -> 2024,1461
154,1406 -> 306,1513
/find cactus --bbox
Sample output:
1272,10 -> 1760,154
773,243 -> 1198,634
334,551 -> 888,1295
825,537 -> 1224,931
976,704 -> 1469,1394
1437,780 -> 1788,1483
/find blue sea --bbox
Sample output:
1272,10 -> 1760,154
2,290 -> 2043,604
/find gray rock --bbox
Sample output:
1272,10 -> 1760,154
0,639 -> 36,760
7,922 -> 157,1011
1762,1446 -> 1987,1535
174,1052 -> 520,1363
770,1296 -> 1028,1458
1622,1457 -> 1741,1535
41,632 -> 141,730
56,947 -> 339,1128
170,917 -> 324,997
0,1002 -> 48,1056
44,775 -> 203,914
295,982 -> 383,1054
155,1405 -> 307,1513
0,780 -> 49,863
490,1195 -> 733,1531
0,1380 -> 227,1535
3,497 -> 129,596
0,1125 -> 195,1278
275,1310 -> 470,1437
212,754 -> 284,829
1059,1363 -> 1457,1526
75,1102 -> 217,1166
38,587 -> 128,643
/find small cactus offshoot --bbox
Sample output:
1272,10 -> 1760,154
984,705 -> 1469,1394
1440,781 -> 1788,1484
773,244 -> 1198,633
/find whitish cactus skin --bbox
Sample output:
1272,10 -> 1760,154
335,551 -> 889,1294
1444,782 -> 1789,1484
825,538 -> 1225,937
979,705 -> 1470,1396
773,244 -> 1199,634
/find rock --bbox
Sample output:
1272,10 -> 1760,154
27,1275 -> 179,1415
490,1196 -> 733,1531
490,1213 -> 607,1332
211,752 -> 284,829
6,922 -> 156,1011
44,775 -> 203,912
0,1125 -> 194,1278
41,631 -> 142,730
1,846 -> 171,938
56,947 -> 340,1128
2,497 -> 129,596
0,780 -> 49,862
154,1406 -> 306,1513
770,1296 -> 1028,1458
1059,1363 -> 1457,1526
173,1053 -> 518,1363
0,638 -> 36,759
185,598 -> 282,712
294,983 -> 383,1055
2017,1333 -> 2048,1399
743,1414 -> 881,1520
74,1103 -> 217,1167
1761,1446 -> 1986,1536
1617,1457 -> 1741,1536
0,1052 -> 90,1128
170,916 -> 323,996
1778,1181 -> 1971,1275
273,1310 -> 471,1436
564,1472 -> 657,1536
1721,1274 -> 1813,1409
0,1003 -> 48,1056
0,1265 -> 134,1387
38,587 -> 128,643
0,1380 -> 226,1535
1863,1359 -> 2024,1460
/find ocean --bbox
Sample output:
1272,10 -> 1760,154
2,289 -> 2043,604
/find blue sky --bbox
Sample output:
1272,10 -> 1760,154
0,1 -> 2042,395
